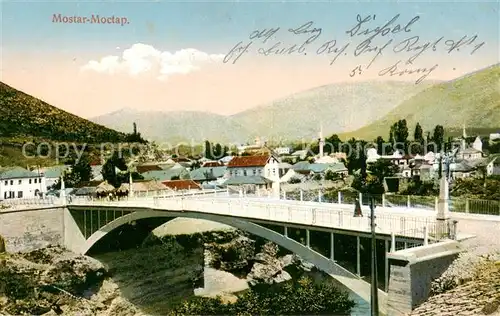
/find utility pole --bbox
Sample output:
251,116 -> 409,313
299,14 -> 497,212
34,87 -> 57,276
370,195 -> 379,316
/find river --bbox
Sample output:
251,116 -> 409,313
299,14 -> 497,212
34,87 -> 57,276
92,218 -> 370,315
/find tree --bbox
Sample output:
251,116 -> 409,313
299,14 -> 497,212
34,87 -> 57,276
324,134 -> 342,154
125,122 -> 146,143
101,159 -> 117,187
391,119 -> 409,144
362,159 -> 399,194
204,141 -> 213,160
401,178 -> 438,196
389,130 -> 394,144
432,125 -> 445,152
71,154 -> 92,183
51,153 -> 92,189
325,170 -> 342,181
414,123 -> 424,144
389,119 -> 409,154
172,276 -> 355,315
213,143 -> 223,159
101,153 -> 127,187
343,139 -> 367,177
375,136 -> 385,155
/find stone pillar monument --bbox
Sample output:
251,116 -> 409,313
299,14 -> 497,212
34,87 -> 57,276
436,160 -> 450,238
129,172 -> 134,198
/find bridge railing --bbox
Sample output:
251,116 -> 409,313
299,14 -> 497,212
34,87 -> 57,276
151,196 -> 437,235
67,193 -> 441,238
0,196 -> 58,207
282,189 -> 500,216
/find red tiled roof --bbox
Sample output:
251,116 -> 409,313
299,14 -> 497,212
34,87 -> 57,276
136,165 -> 163,173
203,161 -> 223,167
162,179 -> 201,191
227,155 -> 270,168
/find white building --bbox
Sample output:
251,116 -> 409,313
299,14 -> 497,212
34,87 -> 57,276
489,133 -> 500,141
472,136 -> 483,152
0,167 -> 47,199
315,155 -> 339,164
274,147 -> 291,156
224,154 -> 279,195
457,126 -> 483,160
39,165 -> 71,189
424,152 -> 436,164
227,154 -> 280,181
487,157 -> 500,176
458,148 -> 483,160
291,150 -> 308,160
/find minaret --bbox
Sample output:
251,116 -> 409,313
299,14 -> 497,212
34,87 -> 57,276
319,123 -> 325,157
461,124 -> 467,151
60,175 -> 67,205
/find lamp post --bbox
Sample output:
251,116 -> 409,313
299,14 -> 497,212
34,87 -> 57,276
369,194 -> 379,316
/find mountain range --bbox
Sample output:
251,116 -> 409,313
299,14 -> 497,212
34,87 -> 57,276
90,81 -> 433,144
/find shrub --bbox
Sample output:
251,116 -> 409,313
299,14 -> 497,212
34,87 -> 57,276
171,276 -> 355,315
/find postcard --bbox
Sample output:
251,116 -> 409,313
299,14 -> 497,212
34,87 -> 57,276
1,1 -> 499,316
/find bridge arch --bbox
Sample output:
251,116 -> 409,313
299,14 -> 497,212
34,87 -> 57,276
76,208 -> 384,305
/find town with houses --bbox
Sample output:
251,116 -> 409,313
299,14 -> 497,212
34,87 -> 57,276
1,126 -> 499,202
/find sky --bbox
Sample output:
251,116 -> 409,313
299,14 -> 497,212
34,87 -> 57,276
1,0 -> 499,118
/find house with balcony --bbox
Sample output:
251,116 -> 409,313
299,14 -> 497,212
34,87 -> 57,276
224,155 -> 280,193
0,167 -> 47,199
227,155 -> 279,180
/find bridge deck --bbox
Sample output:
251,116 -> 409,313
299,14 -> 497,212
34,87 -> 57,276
66,194 -> 440,239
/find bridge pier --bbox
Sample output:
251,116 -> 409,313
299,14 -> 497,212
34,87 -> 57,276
356,236 -> 361,277
385,240 -> 389,292
284,226 -> 288,238
306,229 -> 310,248
330,232 -> 334,261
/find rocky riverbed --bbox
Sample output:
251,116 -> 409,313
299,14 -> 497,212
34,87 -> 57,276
0,245 -> 144,315
0,218 -> 360,315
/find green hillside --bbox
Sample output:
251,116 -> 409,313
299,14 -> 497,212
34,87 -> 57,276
341,64 -> 500,141
0,81 -> 127,143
